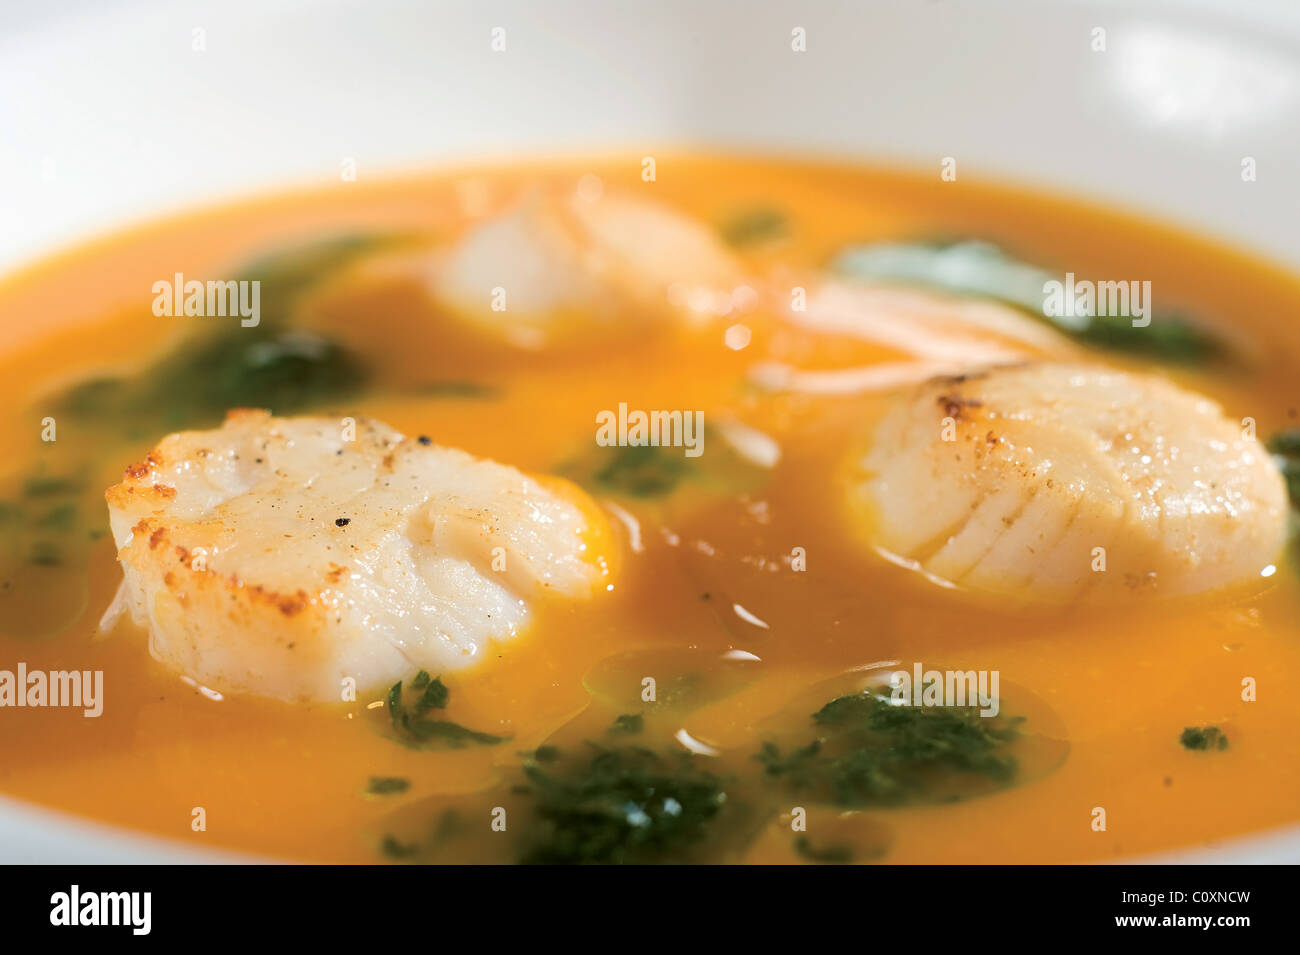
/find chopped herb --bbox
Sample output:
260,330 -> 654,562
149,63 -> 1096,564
533,745 -> 561,763
1267,430 -> 1300,458
23,475 -> 83,498
793,836 -> 853,864
379,835 -> 420,859
403,721 -> 507,747
237,233 -> 416,326
590,444 -> 689,497
52,234 -> 405,433
385,675 -> 507,749
559,431 -> 764,500
756,691 -> 1022,807
413,674 -> 449,714
720,206 -> 789,248
610,713 -> 644,735
833,239 -> 1224,364
517,744 -> 731,864
56,328 -> 367,433
367,776 -> 411,795
374,808 -> 463,862
1267,430 -> 1300,508
36,503 -> 77,530
1180,726 -> 1229,751
27,541 -> 62,567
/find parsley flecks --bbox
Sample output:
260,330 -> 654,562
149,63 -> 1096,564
793,836 -> 853,865
404,721 -> 506,746
610,713 -> 644,735
414,674 -> 450,713
23,475 -> 84,498
755,692 -> 1021,807
591,444 -> 690,498
379,835 -> 420,859
1180,726 -> 1229,751
386,673 -> 506,749
53,234 -> 403,434
558,431 -> 764,501
517,744 -> 730,864
1267,430 -> 1300,508
376,809 -> 462,863
367,776 -> 411,795
720,206 -> 789,248
532,745 -> 561,763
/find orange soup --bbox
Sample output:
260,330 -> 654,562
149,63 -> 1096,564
2,155 -> 1299,863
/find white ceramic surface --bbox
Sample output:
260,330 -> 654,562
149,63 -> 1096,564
1,0 -> 1298,863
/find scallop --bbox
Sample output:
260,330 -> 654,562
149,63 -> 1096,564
851,363 -> 1288,603
428,188 -> 745,346
104,410 -> 617,702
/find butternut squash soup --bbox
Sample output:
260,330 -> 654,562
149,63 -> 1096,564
2,155 -> 1299,864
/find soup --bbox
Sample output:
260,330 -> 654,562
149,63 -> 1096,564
2,155 -> 1299,863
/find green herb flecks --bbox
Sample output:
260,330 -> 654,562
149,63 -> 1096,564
385,673 -> 507,750
720,206 -> 789,248
559,429 -> 765,501
236,234 -> 410,324
0,464 -> 95,637
1267,430 -> 1300,508
1265,430 -> 1300,574
1180,726 -> 1229,751
53,233 -> 402,435
793,836 -> 854,864
367,777 -> 412,796
517,743 -> 732,864
755,691 -> 1022,807
610,713 -> 644,735
379,835 -> 420,859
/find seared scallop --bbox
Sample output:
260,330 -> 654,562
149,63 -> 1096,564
851,364 -> 1287,603
105,410 -> 617,702
428,188 -> 745,346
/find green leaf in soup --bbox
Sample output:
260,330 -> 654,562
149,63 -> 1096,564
366,776 -> 412,795
0,465 -> 96,638
403,720 -> 507,747
158,330 -> 366,427
832,238 -> 1225,364
754,692 -> 1019,807
50,233 -> 405,434
235,232 -> 416,327
1180,726 -> 1229,751
609,713 -> 644,735
585,443 -> 691,498
1070,309 -> 1219,363
516,744 -> 734,864
384,675 -> 507,750
834,239 -> 1055,317
558,427 -> 766,501
719,206 -> 789,248
793,835 -> 854,865
1266,430 -> 1300,510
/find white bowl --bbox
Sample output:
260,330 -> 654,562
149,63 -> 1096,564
2,0 -> 1298,863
